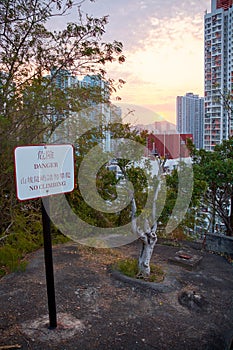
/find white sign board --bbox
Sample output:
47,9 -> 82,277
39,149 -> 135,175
14,144 -> 75,200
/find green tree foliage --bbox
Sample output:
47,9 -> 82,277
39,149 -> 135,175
67,123 -> 149,230
188,138 -> 233,236
0,0 -> 125,236
160,161 -> 207,237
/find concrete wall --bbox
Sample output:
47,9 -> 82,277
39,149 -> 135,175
204,233 -> 233,257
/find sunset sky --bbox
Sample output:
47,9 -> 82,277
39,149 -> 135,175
55,0 -> 211,124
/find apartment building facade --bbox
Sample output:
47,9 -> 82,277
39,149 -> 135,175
47,70 -> 122,151
204,0 -> 233,150
176,93 -> 204,149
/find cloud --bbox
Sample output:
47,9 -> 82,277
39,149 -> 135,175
50,0 -> 209,123
49,0 -> 210,53
78,0 -> 210,50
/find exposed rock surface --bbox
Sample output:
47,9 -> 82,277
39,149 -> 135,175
0,240 -> 232,350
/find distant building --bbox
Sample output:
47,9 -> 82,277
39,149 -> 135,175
134,121 -> 176,135
46,70 -> 122,151
204,0 -> 233,150
50,67 -> 78,90
79,75 -> 122,152
154,120 -> 176,134
176,93 -> 204,149
147,133 -> 193,159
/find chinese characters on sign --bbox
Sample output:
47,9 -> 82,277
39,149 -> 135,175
14,144 -> 75,200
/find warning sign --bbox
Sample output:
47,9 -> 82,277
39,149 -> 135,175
14,144 -> 75,200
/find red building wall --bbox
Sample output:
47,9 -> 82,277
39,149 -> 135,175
147,134 -> 193,159
216,0 -> 233,10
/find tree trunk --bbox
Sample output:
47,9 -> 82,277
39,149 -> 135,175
211,201 -> 216,234
138,230 -> 157,278
130,163 -> 162,278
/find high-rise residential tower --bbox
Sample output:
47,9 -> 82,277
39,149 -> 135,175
204,0 -> 233,150
176,93 -> 204,149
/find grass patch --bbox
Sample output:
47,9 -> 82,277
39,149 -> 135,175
115,258 -> 165,283
0,202 -> 71,278
0,245 -> 30,276
0,228 -> 70,278
0,230 -> 43,277
116,258 -> 138,278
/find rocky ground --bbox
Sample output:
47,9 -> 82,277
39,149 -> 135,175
0,239 -> 233,350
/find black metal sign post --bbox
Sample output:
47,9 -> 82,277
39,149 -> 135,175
41,196 -> 57,329
14,144 -> 75,330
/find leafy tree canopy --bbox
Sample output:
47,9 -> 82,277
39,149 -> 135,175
0,0 -> 125,234
188,137 -> 233,236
